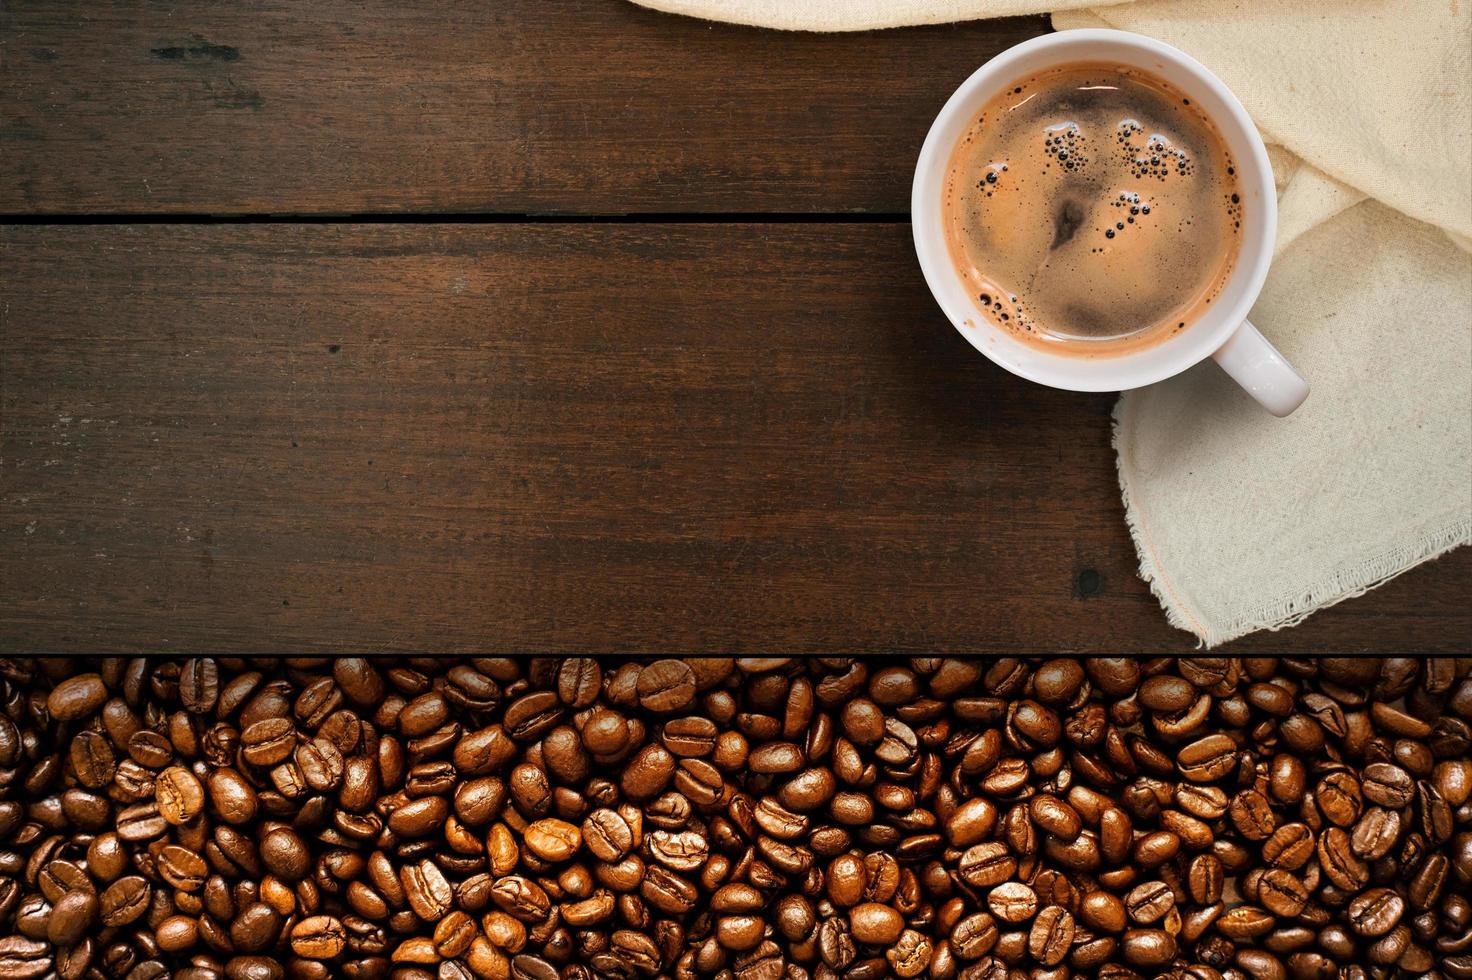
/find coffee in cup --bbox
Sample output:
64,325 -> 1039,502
943,62 -> 1243,356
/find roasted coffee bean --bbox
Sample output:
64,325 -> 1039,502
398,691 -> 449,738
958,842 -> 1015,888
555,659 -> 602,708
155,766 -> 205,825
987,881 -> 1038,923
1120,928 -> 1177,968
876,718 -> 919,767
945,797 -> 998,847
0,936 -> 51,980
1124,881 -> 1174,924
1261,822 -> 1314,869
1139,675 -> 1197,713
1318,826 -> 1370,890
849,903 -> 904,945
259,827 -> 311,881
290,916 -> 347,959
1028,906 -> 1073,967
1351,806 -> 1401,860
427,909 -> 474,958
1,656 -> 1466,978
1185,853 -> 1223,906
752,796 -> 807,839
47,674 -> 109,722
1409,852 -> 1449,909
157,844 -> 208,891
637,661 -> 697,714
295,738 -> 345,792
621,744 -> 675,801
1314,770 -> 1363,826
1257,869 -> 1309,917
978,757 -> 1028,795
1362,762 -> 1415,807
451,776 -> 505,827
583,808 -> 634,862
503,692 -> 563,742
1436,758 -> 1472,805
773,893 -> 815,942
100,876 -> 152,926
116,800 -> 168,841
179,659 -> 220,715
240,719 -> 296,767
817,918 -> 857,970
1234,948 -> 1287,980
1029,795 -> 1081,840
1098,806 -> 1132,863
1030,659 -> 1084,705
491,874 -> 550,923
223,955 -> 282,980
648,829 -> 708,871
662,716 -> 718,756
47,890 -> 98,946
38,860 -> 90,903
822,853 -> 863,907
509,952 -> 559,980
779,767 -> 835,811
1348,887 -> 1405,937
880,928 -> 926,977
523,818 -> 581,862
1268,753 -> 1307,804
1230,788 -> 1277,840
1177,734 -> 1238,782
1133,830 -> 1181,866
840,699 -> 886,747
230,902 -> 282,953
611,930 -> 662,971
641,864 -> 697,915
562,889 -> 615,926
950,912 -> 999,960
1218,905 -> 1276,941
207,769 -> 258,825
400,859 -> 454,922
1079,890 -> 1127,934
1010,700 -> 1061,747
126,730 -> 173,769
749,742 -> 804,774
69,730 -> 116,789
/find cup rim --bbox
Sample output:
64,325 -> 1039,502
911,29 -> 1277,392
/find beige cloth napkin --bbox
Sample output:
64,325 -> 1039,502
634,0 -> 1472,646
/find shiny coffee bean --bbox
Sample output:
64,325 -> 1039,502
1177,734 -> 1238,782
1120,928 -> 1177,968
1348,887 -> 1405,937
1027,906 -> 1073,966
1124,881 -> 1174,924
0,655 -> 1463,980
1362,762 -> 1415,808
637,661 -> 698,714
47,674 -> 110,722
987,881 -> 1038,923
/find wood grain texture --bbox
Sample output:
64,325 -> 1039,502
0,0 -> 1046,215
4,225 -> 1468,652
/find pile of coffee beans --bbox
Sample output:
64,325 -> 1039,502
2,657 -> 1470,980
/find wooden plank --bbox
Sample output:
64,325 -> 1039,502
0,1 -> 1047,215
3,224 -> 1467,652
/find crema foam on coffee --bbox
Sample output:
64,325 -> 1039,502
943,63 -> 1243,355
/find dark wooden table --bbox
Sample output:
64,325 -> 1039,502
3,0 -> 1468,652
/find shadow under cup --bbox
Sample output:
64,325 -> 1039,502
912,30 -> 1276,393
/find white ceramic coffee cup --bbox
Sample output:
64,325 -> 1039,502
912,29 -> 1308,416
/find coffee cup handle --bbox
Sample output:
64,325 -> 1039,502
1210,319 -> 1309,417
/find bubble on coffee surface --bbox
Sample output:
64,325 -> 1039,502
943,64 -> 1243,355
